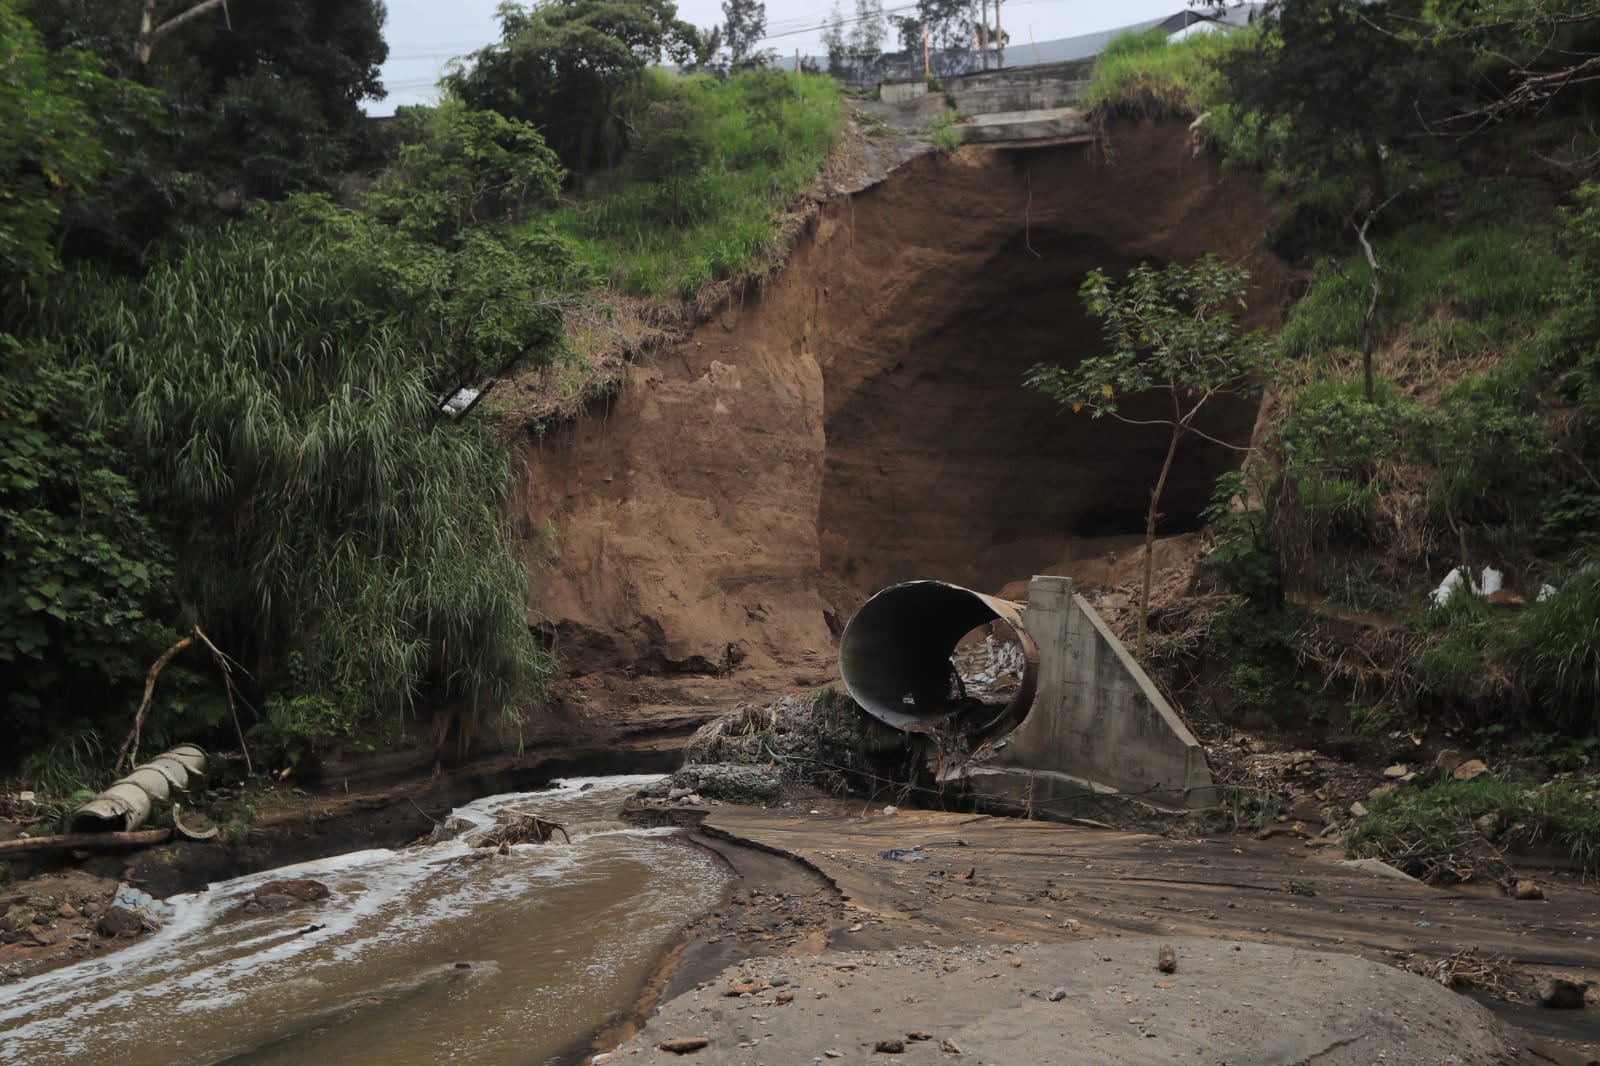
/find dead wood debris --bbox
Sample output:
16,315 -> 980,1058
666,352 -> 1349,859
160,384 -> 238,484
1402,948 -> 1527,1000
472,809 -> 571,848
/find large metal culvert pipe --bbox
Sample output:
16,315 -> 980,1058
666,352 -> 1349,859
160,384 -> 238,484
838,581 -> 1038,739
70,744 -> 207,834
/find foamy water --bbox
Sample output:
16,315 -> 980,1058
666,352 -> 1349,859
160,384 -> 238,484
0,775 -> 728,1066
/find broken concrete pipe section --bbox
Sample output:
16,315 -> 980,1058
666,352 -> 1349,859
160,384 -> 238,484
68,744 -> 207,835
838,579 -> 1038,740
840,576 -> 1218,811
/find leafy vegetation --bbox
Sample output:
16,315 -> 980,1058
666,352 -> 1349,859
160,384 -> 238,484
548,68 -> 844,297
1028,257 -> 1276,656
1346,774 -> 1600,880
1082,3 -> 1600,752
0,0 -> 848,788
445,0 -> 703,174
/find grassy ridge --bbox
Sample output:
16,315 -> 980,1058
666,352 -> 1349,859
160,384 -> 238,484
548,69 -> 845,299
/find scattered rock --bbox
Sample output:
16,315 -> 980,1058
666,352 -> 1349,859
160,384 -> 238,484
873,1039 -> 906,1054
1383,764 -> 1410,779
1538,977 -> 1590,1009
253,879 -> 330,903
1453,759 -> 1490,781
658,1036 -> 711,1054
1047,987 -> 1066,1001
907,1031 -> 934,1041
96,906 -> 145,939
1474,811 -> 1506,841
1433,749 -> 1466,774
1349,801 -> 1369,818
725,980 -> 761,997
1512,880 -> 1545,901
939,1038 -> 963,1054
666,763 -> 783,806
1157,945 -> 1177,973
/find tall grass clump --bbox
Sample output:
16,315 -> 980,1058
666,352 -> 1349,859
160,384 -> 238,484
1082,26 -> 1251,119
44,221 -> 553,732
550,67 -> 845,298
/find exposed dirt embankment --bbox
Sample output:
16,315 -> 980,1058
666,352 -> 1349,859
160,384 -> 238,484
515,122 -> 1291,680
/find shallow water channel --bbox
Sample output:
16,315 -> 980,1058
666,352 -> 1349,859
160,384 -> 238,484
0,775 -> 729,1066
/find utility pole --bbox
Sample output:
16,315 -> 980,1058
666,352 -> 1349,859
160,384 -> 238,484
980,0 -> 990,70
994,0 -> 1004,67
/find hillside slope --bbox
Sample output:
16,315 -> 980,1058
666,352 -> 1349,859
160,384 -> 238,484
515,121 -> 1289,682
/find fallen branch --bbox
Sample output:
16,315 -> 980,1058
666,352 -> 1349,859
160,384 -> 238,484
115,625 -> 252,776
115,633 -> 195,774
473,809 -> 571,847
0,828 -> 171,856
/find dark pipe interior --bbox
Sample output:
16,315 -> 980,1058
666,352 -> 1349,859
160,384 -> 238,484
839,581 -> 1035,737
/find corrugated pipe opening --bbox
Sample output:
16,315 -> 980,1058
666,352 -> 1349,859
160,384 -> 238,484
838,580 -> 1037,740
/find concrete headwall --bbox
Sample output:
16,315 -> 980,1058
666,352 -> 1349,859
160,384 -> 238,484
965,575 -> 1216,810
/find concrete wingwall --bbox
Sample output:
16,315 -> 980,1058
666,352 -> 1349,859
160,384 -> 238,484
963,575 -> 1216,810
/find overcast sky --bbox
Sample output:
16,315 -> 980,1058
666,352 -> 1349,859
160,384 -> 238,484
374,0 -> 1191,114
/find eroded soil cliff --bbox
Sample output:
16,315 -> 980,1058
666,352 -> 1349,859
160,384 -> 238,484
514,121 -> 1290,686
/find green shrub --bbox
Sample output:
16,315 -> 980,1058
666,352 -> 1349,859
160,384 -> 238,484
1207,600 -> 1305,723
1203,470 -> 1279,601
44,218 -> 555,732
929,108 -> 963,153
1503,562 -> 1600,730
1,346 -> 177,741
1346,775 -> 1600,880
1417,369 -> 1553,527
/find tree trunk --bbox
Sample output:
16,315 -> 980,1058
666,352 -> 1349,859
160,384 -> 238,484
1139,423 -> 1184,659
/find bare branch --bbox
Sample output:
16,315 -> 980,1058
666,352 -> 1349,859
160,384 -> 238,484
136,0 -> 229,66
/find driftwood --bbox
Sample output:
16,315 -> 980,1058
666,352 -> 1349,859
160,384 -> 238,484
0,828 -> 171,855
472,809 -> 571,848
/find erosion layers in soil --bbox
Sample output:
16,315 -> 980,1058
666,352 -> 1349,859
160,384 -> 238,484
514,121 -> 1292,678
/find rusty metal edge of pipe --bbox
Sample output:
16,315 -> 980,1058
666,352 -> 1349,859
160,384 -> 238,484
69,744 -> 208,835
838,579 -> 1040,741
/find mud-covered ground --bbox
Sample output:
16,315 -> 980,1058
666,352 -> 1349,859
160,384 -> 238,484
602,806 -> 1599,1066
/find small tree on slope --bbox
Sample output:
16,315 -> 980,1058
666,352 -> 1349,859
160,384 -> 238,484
1026,256 -> 1277,658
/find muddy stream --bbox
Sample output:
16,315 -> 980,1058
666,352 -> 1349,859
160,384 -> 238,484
0,775 -> 729,1066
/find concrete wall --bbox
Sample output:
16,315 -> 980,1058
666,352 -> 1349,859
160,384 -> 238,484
967,575 -> 1216,809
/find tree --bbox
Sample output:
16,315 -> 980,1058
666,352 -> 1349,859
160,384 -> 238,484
1221,0 -> 1439,215
0,0 -> 160,286
721,0 -> 765,63
446,0 -> 702,174
821,2 -> 848,61
19,0 -> 390,259
1026,258 -> 1276,657
848,0 -> 887,55
915,0 -> 978,53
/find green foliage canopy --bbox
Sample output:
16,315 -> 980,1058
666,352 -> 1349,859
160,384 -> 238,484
0,0 -> 160,286
0,344 -> 176,732
1221,0 -> 1441,212
447,0 -> 703,173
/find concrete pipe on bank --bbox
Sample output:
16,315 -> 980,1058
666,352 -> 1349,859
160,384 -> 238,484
69,744 -> 207,834
838,580 -> 1038,740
